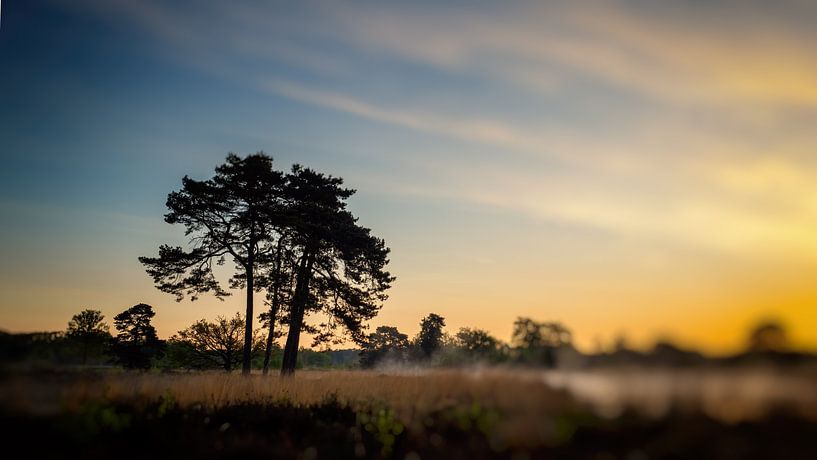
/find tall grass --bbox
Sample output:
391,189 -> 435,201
2,366 -> 816,447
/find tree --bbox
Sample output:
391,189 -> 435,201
540,322 -> 572,347
748,320 -> 788,353
66,309 -> 110,365
360,326 -> 410,368
511,317 -> 571,367
512,317 -> 572,349
416,313 -> 446,359
139,153 -> 285,375
172,313 -> 261,371
279,165 -> 394,375
454,327 -> 499,356
110,303 -> 164,369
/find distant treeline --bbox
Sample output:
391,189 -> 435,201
0,305 -> 359,371
1,305 -> 809,371
358,313 -> 811,368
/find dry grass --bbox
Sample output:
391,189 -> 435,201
3,366 -> 817,447
1,368 -> 580,446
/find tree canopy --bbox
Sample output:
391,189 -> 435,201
66,309 -> 110,365
748,320 -> 788,353
360,326 -> 410,368
454,327 -> 499,355
110,303 -> 164,369
67,309 -> 108,339
416,313 -> 446,359
172,313 -> 261,371
511,317 -> 572,367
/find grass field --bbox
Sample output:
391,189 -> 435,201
2,367 -> 817,459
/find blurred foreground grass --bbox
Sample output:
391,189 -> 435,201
2,368 -> 817,459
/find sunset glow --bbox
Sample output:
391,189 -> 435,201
2,0 -> 817,354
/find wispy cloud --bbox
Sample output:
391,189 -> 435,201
324,1 -> 817,110
258,78 -> 576,164
68,0 -> 817,259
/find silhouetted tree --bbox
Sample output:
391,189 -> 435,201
279,166 -> 394,375
360,326 -> 409,368
139,153 -> 285,375
454,327 -> 498,356
110,303 -> 164,369
416,313 -> 446,359
748,320 -> 788,353
512,318 -> 571,348
66,309 -> 110,365
541,322 -> 572,347
172,313 -> 261,371
512,317 -> 571,367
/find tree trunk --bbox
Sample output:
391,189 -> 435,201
281,252 -> 314,375
242,243 -> 255,375
262,301 -> 277,375
263,240 -> 284,376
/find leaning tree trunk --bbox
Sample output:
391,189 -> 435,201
242,238 -> 256,375
263,240 -> 284,375
262,301 -> 278,375
281,252 -> 314,375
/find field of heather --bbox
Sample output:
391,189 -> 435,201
2,368 -> 816,459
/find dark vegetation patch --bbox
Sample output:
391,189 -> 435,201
3,400 -> 816,460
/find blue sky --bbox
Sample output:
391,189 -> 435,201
3,0 -> 817,352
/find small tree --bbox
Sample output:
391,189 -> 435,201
110,303 -> 164,369
511,317 -> 571,367
66,309 -> 110,365
172,313 -> 261,371
748,320 -> 788,353
454,327 -> 499,356
416,313 -> 446,359
360,326 -> 410,368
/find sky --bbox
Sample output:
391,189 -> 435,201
2,0 -> 817,354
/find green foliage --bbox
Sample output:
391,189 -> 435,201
157,390 -> 177,418
297,348 -> 333,369
75,399 -> 132,436
444,401 -> 500,435
357,406 -> 404,456
455,328 -> 500,357
360,326 -> 409,368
